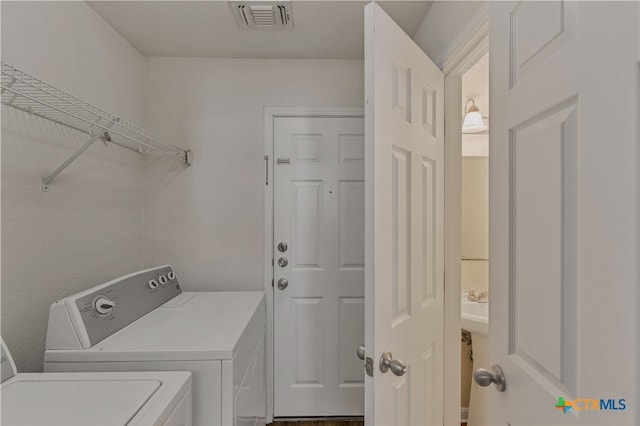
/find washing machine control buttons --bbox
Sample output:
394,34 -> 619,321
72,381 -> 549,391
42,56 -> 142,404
167,271 -> 176,280
148,279 -> 159,289
158,275 -> 168,285
94,297 -> 115,315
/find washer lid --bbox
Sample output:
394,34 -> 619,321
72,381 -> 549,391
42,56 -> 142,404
1,379 -> 161,425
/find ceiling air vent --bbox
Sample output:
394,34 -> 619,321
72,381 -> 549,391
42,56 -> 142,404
230,1 -> 293,29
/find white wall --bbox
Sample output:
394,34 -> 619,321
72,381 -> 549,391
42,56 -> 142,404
413,1 -> 487,67
1,1 -> 147,372
143,58 -> 363,291
461,157 -> 488,292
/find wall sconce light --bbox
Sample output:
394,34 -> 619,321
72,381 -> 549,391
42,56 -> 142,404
462,99 -> 488,134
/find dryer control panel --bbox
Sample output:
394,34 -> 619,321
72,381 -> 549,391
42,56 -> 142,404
46,265 -> 182,349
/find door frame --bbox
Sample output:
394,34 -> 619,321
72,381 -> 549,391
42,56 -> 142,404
440,11 -> 489,426
263,107 -> 364,422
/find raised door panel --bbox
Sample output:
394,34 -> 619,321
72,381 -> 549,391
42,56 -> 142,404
510,99 -> 579,395
291,134 -> 323,164
509,1 -> 577,88
421,345 -> 436,425
392,374 -> 411,425
421,158 -> 436,307
338,297 -> 365,387
339,180 -> 365,270
291,297 -> 324,388
339,135 -> 365,164
392,61 -> 412,123
391,147 -> 412,326
291,181 -> 324,270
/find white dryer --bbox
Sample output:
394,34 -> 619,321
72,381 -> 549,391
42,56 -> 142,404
43,265 -> 266,426
1,339 -> 192,426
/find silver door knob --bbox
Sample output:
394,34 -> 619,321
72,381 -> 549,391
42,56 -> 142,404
277,278 -> 288,290
473,364 -> 506,392
356,345 -> 365,360
277,242 -> 288,252
278,257 -> 288,267
379,351 -> 407,376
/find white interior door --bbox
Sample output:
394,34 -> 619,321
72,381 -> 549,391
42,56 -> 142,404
364,4 -> 444,425
273,116 -> 365,417
490,1 -> 639,424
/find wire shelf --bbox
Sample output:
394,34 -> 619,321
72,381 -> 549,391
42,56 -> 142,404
1,61 -> 191,167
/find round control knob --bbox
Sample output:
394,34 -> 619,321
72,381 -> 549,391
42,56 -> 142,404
94,297 -> 115,315
167,271 -> 176,280
148,279 -> 159,289
159,275 -> 168,285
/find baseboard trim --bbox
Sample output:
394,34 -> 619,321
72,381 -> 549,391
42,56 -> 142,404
461,407 -> 469,423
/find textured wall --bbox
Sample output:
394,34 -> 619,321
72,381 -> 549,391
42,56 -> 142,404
1,1 -> 147,372
142,58 -> 364,291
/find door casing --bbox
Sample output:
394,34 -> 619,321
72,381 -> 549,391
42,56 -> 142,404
264,107 -> 364,422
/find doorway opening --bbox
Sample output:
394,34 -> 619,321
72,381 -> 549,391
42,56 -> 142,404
459,52 -> 489,426
440,15 -> 488,426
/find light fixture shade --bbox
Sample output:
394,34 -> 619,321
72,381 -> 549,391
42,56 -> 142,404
462,110 -> 487,134
462,99 -> 488,134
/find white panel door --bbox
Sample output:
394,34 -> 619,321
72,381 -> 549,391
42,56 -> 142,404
490,1 -> 639,424
274,116 -> 365,417
364,4 -> 444,425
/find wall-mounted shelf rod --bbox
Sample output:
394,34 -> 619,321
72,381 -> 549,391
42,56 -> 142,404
1,61 -> 192,191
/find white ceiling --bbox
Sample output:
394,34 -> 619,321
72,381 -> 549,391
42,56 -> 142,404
88,1 -> 433,59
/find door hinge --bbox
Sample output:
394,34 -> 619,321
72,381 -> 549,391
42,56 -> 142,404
264,155 -> 269,185
271,277 -> 274,287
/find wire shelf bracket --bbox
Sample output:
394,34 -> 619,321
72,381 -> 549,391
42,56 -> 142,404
0,61 -> 192,191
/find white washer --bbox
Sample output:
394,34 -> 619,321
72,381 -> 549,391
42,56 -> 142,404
43,265 -> 266,426
1,339 -> 192,426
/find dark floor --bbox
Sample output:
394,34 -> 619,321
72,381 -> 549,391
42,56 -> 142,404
271,418 -> 364,426
271,419 -> 465,426
271,420 -> 465,426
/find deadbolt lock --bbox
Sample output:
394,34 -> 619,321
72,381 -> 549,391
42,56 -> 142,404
277,242 -> 288,253
277,278 -> 288,290
278,257 -> 288,267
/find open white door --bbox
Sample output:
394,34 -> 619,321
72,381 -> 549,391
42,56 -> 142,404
489,1 -> 639,425
364,4 -> 444,425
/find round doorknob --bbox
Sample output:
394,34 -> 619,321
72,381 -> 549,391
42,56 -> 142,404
379,351 -> 407,376
278,257 -> 288,267
277,278 -> 288,290
356,345 -> 365,360
473,364 -> 506,392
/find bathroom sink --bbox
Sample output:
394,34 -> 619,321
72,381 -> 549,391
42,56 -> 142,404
461,299 -> 488,335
